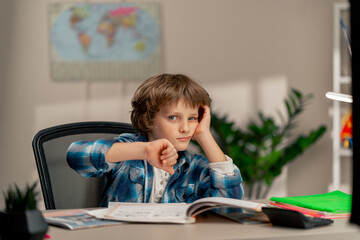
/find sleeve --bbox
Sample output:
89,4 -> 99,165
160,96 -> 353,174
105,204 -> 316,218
208,155 -> 235,175
195,155 -> 244,200
66,138 -> 120,178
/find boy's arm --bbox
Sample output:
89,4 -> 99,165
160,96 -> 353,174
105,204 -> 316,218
191,154 -> 243,200
67,139 -> 117,177
106,139 -> 178,174
105,142 -> 147,162
192,107 -> 243,199
193,105 -> 226,163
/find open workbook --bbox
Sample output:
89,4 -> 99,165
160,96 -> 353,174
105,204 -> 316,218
88,197 -> 266,224
43,209 -> 123,230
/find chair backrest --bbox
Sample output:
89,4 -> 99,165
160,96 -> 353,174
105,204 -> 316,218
32,121 -> 137,210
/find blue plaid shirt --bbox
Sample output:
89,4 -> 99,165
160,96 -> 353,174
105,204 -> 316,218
67,133 -> 243,207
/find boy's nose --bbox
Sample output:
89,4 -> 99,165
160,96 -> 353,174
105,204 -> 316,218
179,121 -> 190,133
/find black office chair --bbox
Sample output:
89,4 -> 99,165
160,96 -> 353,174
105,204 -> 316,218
32,121 -> 137,210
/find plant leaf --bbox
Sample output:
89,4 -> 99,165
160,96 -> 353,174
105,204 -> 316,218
284,99 -> 292,118
3,181 -> 39,211
207,89 -> 327,194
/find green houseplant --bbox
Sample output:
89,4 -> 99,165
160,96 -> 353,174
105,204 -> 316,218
208,89 -> 326,199
0,182 -> 48,240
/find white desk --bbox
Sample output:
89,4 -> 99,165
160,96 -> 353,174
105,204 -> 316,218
47,212 -> 360,240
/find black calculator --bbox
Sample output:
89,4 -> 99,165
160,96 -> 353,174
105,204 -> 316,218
262,207 -> 334,229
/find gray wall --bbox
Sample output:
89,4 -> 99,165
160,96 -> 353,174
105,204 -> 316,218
0,0 -> 348,209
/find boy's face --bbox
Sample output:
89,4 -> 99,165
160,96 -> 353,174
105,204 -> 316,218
148,99 -> 199,151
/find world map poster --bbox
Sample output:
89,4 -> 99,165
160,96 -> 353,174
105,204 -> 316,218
49,3 -> 162,81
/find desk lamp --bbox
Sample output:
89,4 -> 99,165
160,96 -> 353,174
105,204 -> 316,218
325,92 -> 353,103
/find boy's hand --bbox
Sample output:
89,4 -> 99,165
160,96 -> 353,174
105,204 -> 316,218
145,139 -> 178,174
192,105 -> 227,163
192,105 -> 211,142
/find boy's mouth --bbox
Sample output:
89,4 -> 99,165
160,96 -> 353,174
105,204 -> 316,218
177,136 -> 191,142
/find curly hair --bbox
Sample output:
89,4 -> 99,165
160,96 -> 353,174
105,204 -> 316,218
131,73 -> 211,136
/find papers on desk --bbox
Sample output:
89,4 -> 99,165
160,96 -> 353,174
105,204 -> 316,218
88,197 -> 266,224
269,190 -> 352,219
43,209 -> 122,230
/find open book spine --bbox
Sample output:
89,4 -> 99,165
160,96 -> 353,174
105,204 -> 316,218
186,198 -> 265,217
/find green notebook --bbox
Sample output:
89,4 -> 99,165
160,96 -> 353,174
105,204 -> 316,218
270,190 -> 352,213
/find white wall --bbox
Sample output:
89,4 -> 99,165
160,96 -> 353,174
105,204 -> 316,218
0,0 -> 348,208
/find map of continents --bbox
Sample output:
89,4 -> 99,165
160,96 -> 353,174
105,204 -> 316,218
51,3 -> 160,61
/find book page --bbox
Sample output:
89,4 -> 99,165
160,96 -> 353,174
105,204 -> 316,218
95,203 -> 195,224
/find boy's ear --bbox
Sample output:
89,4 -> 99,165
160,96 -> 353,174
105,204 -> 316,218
198,106 -> 205,122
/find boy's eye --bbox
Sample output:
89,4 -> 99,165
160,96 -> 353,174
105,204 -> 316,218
168,116 -> 177,120
189,117 -> 198,121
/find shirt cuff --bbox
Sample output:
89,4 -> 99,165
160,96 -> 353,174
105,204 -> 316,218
208,155 -> 235,175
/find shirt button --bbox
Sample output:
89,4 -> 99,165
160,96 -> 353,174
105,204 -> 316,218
159,190 -> 163,195
160,181 -> 164,185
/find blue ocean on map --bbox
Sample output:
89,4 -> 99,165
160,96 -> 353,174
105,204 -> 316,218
51,3 -> 160,61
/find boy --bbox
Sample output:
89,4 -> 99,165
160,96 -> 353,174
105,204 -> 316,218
67,74 -> 243,206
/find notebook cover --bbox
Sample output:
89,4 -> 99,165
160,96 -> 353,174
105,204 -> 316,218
269,190 -> 351,213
